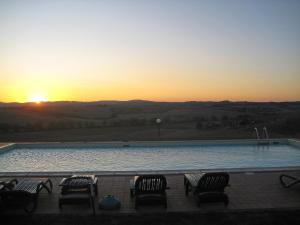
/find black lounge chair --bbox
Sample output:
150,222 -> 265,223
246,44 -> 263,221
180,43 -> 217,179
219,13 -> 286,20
59,175 -> 97,215
0,178 -> 53,213
280,174 -> 300,188
184,172 -> 230,206
130,175 -> 168,209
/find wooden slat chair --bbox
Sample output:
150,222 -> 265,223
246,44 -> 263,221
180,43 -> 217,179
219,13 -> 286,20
0,178 -> 53,213
130,175 -> 168,209
59,176 -> 96,215
184,172 -> 230,206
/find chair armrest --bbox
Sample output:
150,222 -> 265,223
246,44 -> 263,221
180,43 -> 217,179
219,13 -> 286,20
93,177 -> 98,185
9,179 -> 19,185
59,178 -> 67,186
0,179 -> 19,190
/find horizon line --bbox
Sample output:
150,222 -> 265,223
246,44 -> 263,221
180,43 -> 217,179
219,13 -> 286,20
1,99 -> 300,104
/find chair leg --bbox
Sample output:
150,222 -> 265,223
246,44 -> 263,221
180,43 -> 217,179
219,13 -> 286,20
90,198 -> 95,216
224,195 -> 229,206
24,199 -> 37,214
185,182 -> 190,196
130,188 -> 135,197
94,184 -> 98,196
58,201 -> 63,210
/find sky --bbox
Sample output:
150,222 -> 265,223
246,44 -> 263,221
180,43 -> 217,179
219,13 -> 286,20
0,0 -> 300,103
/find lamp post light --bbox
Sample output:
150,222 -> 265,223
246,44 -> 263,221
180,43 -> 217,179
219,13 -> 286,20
156,118 -> 162,139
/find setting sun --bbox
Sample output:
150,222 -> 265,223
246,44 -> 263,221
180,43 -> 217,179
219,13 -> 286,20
0,0 -> 299,103
30,95 -> 48,104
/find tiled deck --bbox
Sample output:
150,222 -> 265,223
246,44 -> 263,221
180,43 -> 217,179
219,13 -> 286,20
1,171 -> 300,216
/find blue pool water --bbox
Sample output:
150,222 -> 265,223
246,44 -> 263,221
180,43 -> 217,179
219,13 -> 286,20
0,143 -> 300,172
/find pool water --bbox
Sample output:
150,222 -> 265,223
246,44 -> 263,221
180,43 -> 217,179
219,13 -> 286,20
1,143 -> 300,172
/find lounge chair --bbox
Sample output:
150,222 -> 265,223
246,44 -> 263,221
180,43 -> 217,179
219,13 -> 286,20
0,178 -> 53,213
184,172 -> 230,206
279,174 -> 300,188
59,175 -> 97,215
130,175 -> 168,209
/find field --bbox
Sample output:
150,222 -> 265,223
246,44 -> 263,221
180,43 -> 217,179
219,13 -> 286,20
0,101 -> 299,142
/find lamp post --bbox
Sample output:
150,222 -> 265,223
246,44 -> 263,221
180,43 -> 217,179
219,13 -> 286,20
156,118 -> 162,139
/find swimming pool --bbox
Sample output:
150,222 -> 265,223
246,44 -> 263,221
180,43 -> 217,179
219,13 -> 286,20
0,139 -> 300,173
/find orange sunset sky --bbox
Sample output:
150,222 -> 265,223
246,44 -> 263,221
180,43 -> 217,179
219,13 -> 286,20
0,0 -> 300,103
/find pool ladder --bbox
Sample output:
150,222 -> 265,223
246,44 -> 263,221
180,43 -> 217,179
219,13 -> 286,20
254,127 -> 270,145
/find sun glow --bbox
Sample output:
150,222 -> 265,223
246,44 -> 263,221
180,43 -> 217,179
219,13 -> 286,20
30,94 -> 48,104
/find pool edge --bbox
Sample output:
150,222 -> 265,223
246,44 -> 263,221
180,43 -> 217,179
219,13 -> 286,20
5,138 -> 299,149
0,166 -> 299,177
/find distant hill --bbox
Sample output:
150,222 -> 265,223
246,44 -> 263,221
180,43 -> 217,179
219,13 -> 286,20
1,100 -> 299,108
0,100 -> 299,142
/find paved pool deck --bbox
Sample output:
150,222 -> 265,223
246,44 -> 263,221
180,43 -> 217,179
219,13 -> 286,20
1,171 -> 300,217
